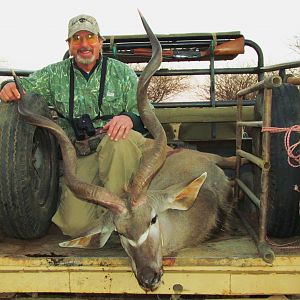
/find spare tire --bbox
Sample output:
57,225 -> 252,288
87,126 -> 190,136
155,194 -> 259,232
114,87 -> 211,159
253,84 -> 300,237
0,94 -> 59,239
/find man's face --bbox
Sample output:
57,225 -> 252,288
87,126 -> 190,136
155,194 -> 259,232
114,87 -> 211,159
68,30 -> 103,66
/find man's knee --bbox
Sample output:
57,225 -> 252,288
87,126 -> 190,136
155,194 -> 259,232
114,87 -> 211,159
98,130 -> 145,153
52,187 -> 101,237
96,131 -> 146,195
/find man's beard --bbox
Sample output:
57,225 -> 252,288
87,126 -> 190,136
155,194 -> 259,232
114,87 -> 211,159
75,53 -> 96,65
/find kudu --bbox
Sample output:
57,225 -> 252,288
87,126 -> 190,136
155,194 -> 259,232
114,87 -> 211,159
16,12 -> 233,291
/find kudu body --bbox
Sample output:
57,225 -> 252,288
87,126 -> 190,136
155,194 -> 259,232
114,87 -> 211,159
16,13 -> 233,291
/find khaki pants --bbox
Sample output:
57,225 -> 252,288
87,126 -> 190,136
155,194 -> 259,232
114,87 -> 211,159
52,130 -> 146,237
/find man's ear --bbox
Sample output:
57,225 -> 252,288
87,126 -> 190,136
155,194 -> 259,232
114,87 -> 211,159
165,172 -> 207,210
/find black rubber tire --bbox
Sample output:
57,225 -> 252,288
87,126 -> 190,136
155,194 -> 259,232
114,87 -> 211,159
0,94 -> 59,239
254,84 -> 300,237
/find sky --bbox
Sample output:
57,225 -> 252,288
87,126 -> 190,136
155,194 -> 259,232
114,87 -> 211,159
0,0 -> 299,72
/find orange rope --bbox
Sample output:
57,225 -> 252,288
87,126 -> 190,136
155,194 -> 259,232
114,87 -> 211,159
261,125 -> 300,168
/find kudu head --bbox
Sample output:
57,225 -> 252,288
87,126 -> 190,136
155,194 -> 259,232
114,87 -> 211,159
113,173 -> 207,291
16,12 -> 207,291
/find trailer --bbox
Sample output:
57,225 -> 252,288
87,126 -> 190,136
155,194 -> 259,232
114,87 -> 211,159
0,31 -> 300,299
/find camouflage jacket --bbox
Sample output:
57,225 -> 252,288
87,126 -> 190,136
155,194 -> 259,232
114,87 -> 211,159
18,57 -> 142,139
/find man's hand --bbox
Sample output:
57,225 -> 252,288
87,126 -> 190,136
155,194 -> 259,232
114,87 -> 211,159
103,115 -> 133,141
0,82 -> 21,102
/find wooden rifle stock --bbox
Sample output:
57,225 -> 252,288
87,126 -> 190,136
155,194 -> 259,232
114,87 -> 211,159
201,37 -> 245,56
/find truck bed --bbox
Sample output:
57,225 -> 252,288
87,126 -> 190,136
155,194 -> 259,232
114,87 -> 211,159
0,215 -> 300,296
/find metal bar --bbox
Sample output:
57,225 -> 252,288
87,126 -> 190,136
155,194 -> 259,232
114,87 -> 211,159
235,79 -> 275,263
235,210 -> 260,252
0,67 -> 261,78
261,60 -> 300,72
153,100 -> 255,108
237,121 -> 263,127
287,76 -> 300,85
2,65 -> 298,78
234,72 -> 280,262
209,41 -> 217,139
279,69 -> 287,83
237,75 -> 282,97
259,88 -> 272,244
142,67 -> 260,76
236,178 -> 260,207
234,95 -> 244,202
236,209 -> 275,263
246,39 -> 264,82
0,67 -> 260,78
209,40 -> 216,107
236,149 -> 264,168
0,68 -> 34,77
258,241 -> 276,263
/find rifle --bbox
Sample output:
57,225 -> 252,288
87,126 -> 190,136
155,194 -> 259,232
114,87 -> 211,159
110,37 -> 245,61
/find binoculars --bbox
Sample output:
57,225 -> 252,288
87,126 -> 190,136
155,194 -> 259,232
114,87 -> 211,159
71,114 -> 96,140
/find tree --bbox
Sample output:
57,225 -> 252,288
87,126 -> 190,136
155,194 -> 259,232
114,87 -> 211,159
290,35 -> 300,54
147,75 -> 191,102
289,35 -> 300,77
195,73 -> 257,100
131,63 -> 191,102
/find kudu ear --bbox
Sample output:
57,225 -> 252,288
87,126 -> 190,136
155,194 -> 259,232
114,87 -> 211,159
164,172 -> 207,210
59,225 -> 115,249
59,213 -> 115,249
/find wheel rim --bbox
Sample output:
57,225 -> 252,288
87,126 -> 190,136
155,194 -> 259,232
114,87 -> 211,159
31,128 -> 53,207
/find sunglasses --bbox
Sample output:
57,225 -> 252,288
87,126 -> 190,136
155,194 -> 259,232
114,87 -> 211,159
70,33 -> 98,45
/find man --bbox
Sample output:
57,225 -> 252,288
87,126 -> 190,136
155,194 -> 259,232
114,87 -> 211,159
0,14 -> 148,236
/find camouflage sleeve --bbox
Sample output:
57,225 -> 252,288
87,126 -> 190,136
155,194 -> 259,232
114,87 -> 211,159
20,67 -> 52,104
120,111 -> 147,134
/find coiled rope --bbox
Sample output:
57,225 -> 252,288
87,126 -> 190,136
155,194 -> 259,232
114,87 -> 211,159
262,125 -> 300,168
262,125 -> 300,193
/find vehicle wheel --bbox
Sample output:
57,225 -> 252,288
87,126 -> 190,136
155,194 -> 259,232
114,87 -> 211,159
0,94 -> 59,239
253,84 -> 300,237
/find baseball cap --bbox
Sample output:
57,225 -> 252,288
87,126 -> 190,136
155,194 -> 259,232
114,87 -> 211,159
67,14 -> 105,40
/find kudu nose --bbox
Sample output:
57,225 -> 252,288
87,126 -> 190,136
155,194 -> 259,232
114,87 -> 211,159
139,267 -> 163,291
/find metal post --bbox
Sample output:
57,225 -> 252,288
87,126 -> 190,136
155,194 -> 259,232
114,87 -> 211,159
234,95 -> 244,202
235,76 -> 280,263
209,39 -> 217,139
259,88 -> 272,242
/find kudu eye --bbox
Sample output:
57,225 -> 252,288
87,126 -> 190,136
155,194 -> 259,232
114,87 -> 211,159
151,215 -> 158,225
